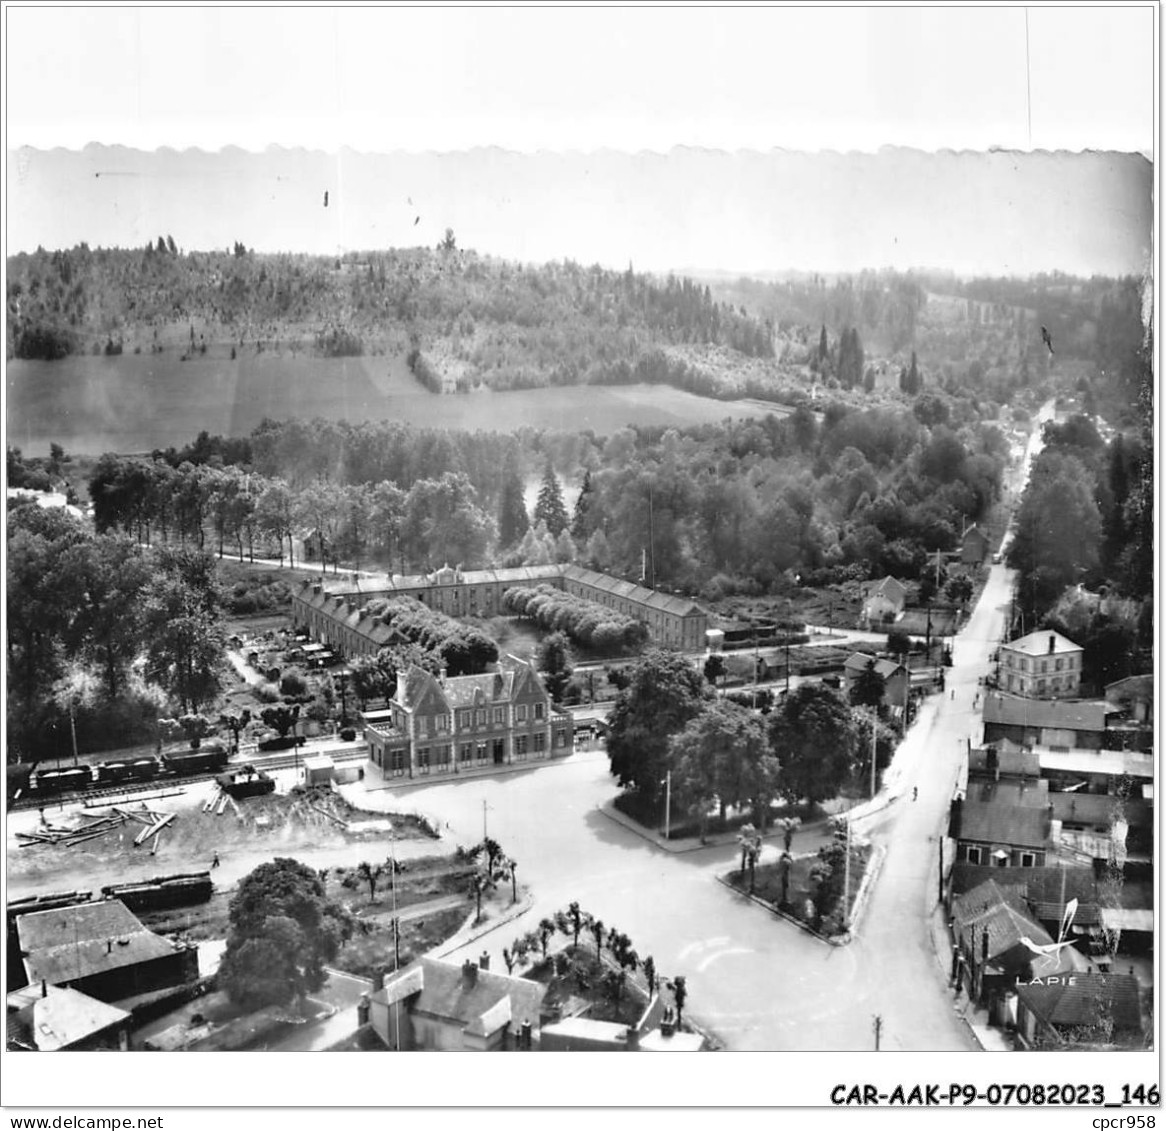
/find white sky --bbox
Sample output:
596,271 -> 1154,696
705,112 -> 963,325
4,6 -> 1155,154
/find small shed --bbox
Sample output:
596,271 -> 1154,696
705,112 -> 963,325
302,754 -> 335,787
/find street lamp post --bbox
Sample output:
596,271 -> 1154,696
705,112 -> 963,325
663,771 -> 672,841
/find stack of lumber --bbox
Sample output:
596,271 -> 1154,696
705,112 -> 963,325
15,810 -> 130,848
202,786 -> 236,816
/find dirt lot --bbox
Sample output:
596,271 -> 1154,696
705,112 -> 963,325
6,783 -> 438,904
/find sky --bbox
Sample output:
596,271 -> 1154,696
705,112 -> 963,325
5,6 -> 1157,278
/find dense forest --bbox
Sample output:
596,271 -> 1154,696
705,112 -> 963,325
71,388 -> 1011,600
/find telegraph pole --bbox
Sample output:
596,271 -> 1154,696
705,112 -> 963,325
873,1014 -> 883,1051
664,771 -> 672,841
870,716 -> 877,801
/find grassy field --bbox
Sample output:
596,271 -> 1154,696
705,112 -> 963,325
8,353 -> 785,457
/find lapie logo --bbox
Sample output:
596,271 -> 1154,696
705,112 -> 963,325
1015,975 -> 1077,986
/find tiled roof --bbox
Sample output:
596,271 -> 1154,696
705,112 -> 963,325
17,901 -> 178,986
1002,630 -> 1082,657
949,864 -> 1101,927
951,800 -> 1052,850
965,778 -> 1049,808
410,958 -> 546,1034
982,693 -> 1108,732
442,671 -> 515,709
1015,972 -> 1143,1036
1052,792 -> 1152,830
867,576 -> 906,599
967,743 -> 1042,779
952,881 -> 1056,962
843,654 -> 905,679
1105,674 -> 1153,701
561,566 -> 704,617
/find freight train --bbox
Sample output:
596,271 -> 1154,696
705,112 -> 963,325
8,745 -> 230,802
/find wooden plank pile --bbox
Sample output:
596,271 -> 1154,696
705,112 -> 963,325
202,786 -> 236,816
15,809 -> 131,849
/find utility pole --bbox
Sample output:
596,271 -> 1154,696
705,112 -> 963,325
872,1014 -> 883,1051
664,770 -> 672,841
870,715 -> 877,801
785,599 -> 792,696
842,815 -> 851,932
482,799 -> 491,841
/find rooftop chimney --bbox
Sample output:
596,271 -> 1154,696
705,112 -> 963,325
396,670 -> 408,704
462,960 -> 478,984
41,979 -> 48,999
1048,635 -> 1056,654
479,950 -> 491,971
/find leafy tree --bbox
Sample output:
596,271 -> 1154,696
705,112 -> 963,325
703,653 -> 726,686
777,816 -> 802,853
141,570 -> 227,713
946,575 -> 974,605
885,628 -> 912,657
1008,449 -> 1102,618
768,684 -> 856,806
537,917 -> 556,958
571,469 -> 597,542
849,659 -> 886,709
439,228 -> 457,252
533,460 -> 569,537
355,861 -> 383,902
497,459 -> 530,548
536,631 -> 573,702
818,325 -> 828,362
669,701 -> 778,839
607,649 -> 711,803
220,709 -> 252,754
218,858 -> 353,1010
261,704 -> 301,738
643,955 -> 657,996
566,901 -> 584,949
589,915 -> 605,955
672,975 -> 688,1024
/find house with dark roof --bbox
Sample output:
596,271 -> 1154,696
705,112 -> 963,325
967,741 -> 1041,783
1013,972 -> 1144,1049
362,658 -> 572,780
961,524 -> 991,565
860,577 -> 907,628
6,982 -> 131,1051
1105,674 -> 1153,724
369,957 -> 547,1051
841,654 -> 909,709
948,797 -> 1055,868
948,863 -> 1102,943
950,879 -> 1089,1007
981,692 -> 1109,750
14,900 -> 198,1004
997,631 -> 1084,699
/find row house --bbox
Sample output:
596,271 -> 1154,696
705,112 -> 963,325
291,563 -> 708,655
361,659 -> 572,780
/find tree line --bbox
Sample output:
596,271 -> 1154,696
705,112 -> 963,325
7,501 -> 228,760
82,394 -> 1006,599
502,584 -> 649,653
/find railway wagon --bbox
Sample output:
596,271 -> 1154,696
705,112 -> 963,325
34,767 -> 92,795
93,756 -> 163,786
161,747 -> 228,776
101,872 -> 213,913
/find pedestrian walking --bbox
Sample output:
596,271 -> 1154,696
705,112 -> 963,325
912,786 -> 918,802
212,853 -> 220,869
951,689 -> 955,700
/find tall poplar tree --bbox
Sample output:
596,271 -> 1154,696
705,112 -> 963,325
534,460 -> 569,537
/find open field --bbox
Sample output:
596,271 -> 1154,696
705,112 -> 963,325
7,354 -> 785,456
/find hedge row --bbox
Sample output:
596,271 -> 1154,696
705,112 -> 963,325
503,584 -> 649,652
370,598 -> 498,676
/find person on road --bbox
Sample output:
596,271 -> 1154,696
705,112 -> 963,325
212,853 -> 221,868
912,786 -> 918,802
